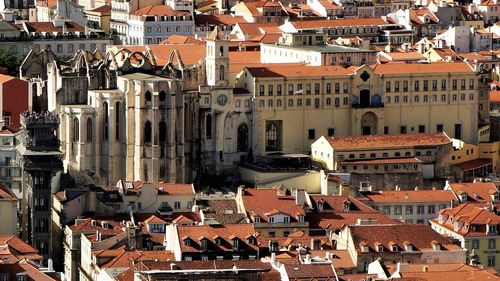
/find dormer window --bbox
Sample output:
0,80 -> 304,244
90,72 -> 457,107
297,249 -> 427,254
493,194 -> 499,201
405,244 -> 413,252
432,242 -> 441,251
254,216 -> 261,223
283,216 -> 290,223
487,224 -> 497,234
378,245 -> 384,252
247,236 -> 255,245
215,237 -> 223,246
471,225 -> 478,231
298,215 -> 304,223
343,200 -> 351,211
362,246 -> 369,252
392,245 -> 398,252
201,238 -> 208,251
461,193 -> 468,201
269,217 -> 274,223
232,238 -> 239,250
184,238 -> 191,246
317,201 -> 324,212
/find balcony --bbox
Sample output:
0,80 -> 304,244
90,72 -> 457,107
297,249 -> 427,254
20,112 -> 60,128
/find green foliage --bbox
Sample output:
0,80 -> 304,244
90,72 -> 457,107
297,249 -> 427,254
0,48 -> 24,76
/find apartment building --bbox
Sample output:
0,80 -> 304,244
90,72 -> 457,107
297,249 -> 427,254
335,224 -> 466,272
235,186 -> 311,237
430,203 -> 500,271
360,189 -> 457,224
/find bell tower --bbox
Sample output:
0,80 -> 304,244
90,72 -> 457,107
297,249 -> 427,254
205,26 -> 228,87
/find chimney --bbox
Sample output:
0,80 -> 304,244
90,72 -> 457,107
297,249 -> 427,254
304,254 -> 311,264
271,252 -> 276,262
48,258 -> 53,271
295,189 -> 306,206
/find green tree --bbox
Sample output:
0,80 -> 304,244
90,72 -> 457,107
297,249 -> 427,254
0,49 -> 24,76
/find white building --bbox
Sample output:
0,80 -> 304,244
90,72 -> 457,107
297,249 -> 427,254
361,189 -> 458,224
128,4 -> 194,45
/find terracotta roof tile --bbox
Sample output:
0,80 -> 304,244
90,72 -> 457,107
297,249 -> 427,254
363,189 -> 456,203
326,132 -> 451,150
132,5 -> 190,16
241,188 -> 306,222
0,184 -> 17,201
454,159 -> 492,171
176,223 -> 259,253
350,224 -> 461,252
372,62 -> 473,74
246,64 -> 352,78
24,21 -> 84,33
289,17 -> 387,29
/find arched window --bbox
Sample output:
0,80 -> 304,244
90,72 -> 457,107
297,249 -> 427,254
219,46 -> 224,57
159,121 -> 167,143
265,121 -> 281,152
145,91 -> 152,104
73,118 -> 79,142
206,114 -> 212,139
103,102 -> 108,141
115,102 -> 120,140
87,118 -> 93,142
159,91 -> 166,102
144,121 -> 152,144
219,65 -> 225,81
237,123 -> 249,152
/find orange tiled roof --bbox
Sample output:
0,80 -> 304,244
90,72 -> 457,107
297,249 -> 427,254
325,132 -> 451,150
363,189 -> 457,203
350,224 -> 461,253
447,182 -> 498,203
246,64 -> 352,78
454,159 -> 492,171
371,62 -> 473,74
206,26 -> 225,40
101,250 -> 174,268
90,4 -> 111,13
0,184 -> 17,201
433,203 -> 500,237
143,215 -> 167,225
241,188 -> 306,222
0,259 -> 56,281
176,223 -> 259,253
289,17 -> 387,29
132,5 -> 190,16
491,90 -> 500,102
24,21 -> 85,33
194,14 -> 247,26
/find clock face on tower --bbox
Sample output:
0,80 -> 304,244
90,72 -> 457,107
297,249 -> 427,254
217,94 -> 228,105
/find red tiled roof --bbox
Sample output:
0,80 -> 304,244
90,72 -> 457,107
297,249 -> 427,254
132,5 -> 190,16
371,62 -> 473,74
194,14 -> 247,26
0,184 -> 17,201
325,132 -> 451,150
447,182 -> 498,203
143,215 -> 167,225
350,224 -> 461,253
490,90 -> 500,102
24,21 -> 85,33
90,4 -> 111,13
101,250 -> 174,268
454,158 -> 492,171
176,223 -> 259,253
289,17 -> 387,29
363,190 -> 457,203
0,236 -> 41,261
0,259 -> 56,281
241,188 -> 306,222
433,203 -> 500,237
234,22 -> 278,37
246,64 -> 352,78
206,26 -> 226,40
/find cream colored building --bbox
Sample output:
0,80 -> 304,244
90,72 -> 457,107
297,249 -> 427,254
0,184 -> 17,235
115,180 -> 195,213
237,62 -> 480,160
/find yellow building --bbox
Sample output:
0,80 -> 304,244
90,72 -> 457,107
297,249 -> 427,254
430,203 -> 500,271
237,62 -> 480,158
0,184 -> 17,235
